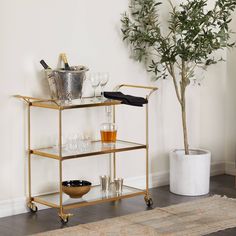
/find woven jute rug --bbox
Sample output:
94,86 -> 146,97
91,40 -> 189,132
34,195 -> 236,236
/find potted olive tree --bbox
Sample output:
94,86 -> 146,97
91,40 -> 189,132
121,0 -> 236,196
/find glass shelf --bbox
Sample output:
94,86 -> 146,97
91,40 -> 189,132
33,184 -> 145,210
30,97 -> 121,110
32,140 -> 146,160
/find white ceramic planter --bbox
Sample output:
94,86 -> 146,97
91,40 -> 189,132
169,149 -> 211,196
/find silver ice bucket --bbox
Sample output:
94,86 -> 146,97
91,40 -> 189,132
46,66 -> 89,101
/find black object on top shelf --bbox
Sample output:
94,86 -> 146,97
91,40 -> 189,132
104,91 -> 148,107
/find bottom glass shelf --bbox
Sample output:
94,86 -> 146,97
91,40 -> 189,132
33,184 -> 145,210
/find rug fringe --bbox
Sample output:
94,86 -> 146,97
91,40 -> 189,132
211,194 -> 236,201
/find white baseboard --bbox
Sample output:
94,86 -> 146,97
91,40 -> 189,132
211,162 -> 226,176
0,197 -> 28,218
125,170 -> 169,189
0,162 -> 226,218
126,162 -> 225,190
225,161 -> 236,176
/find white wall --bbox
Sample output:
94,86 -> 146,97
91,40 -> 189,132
0,0 -> 231,217
225,14 -> 236,175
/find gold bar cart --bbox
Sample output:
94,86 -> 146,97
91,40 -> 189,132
15,84 -> 157,223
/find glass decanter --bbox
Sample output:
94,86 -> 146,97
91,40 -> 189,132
100,106 -> 117,143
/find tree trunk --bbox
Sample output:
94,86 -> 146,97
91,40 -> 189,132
181,90 -> 189,155
169,60 -> 190,155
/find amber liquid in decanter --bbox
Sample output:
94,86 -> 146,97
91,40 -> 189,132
100,130 -> 117,143
100,106 -> 117,143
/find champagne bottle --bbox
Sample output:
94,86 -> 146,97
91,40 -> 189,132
40,60 -> 51,70
60,53 -> 71,70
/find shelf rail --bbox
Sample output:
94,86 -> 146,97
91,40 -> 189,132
14,95 -> 60,106
114,84 -> 158,100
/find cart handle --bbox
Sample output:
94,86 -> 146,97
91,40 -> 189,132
14,95 -> 60,106
114,84 -> 158,100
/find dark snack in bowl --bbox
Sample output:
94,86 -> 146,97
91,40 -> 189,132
62,180 -> 92,198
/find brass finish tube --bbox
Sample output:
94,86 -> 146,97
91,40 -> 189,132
28,104 -> 32,200
113,155 -> 116,181
59,109 -> 63,214
116,84 -> 157,91
145,100 -> 149,196
59,160 -> 63,214
113,105 -> 116,180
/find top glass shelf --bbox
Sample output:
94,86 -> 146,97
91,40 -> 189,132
15,95 -> 121,110
15,85 -> 158,110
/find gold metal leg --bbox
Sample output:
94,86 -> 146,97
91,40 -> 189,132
113,105 -> 116,180
58,159 -> 72,223
28,104 -> 32,201
59,109 -> 63,215
145,102 -> 149,197
58,109 -> 72,223
144,101 -> 153,207
27,104 -> 38,213
57,109 -> 72,223
59,159 -> 63,216
113,153 -> 116,181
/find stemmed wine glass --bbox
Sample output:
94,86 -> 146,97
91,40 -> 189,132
100,72 -> 109,101
89,73 -> 100,102
80,75 -> 87,104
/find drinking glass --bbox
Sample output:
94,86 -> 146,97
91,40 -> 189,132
65,133 -> 79,151
100,175 -> 111,192
89,73 -> 100,102
100,72 -> 109,101
78,134 -> 92,152
114,178 -> 124,194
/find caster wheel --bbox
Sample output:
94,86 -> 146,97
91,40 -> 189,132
60,217 -> 69,224
59,213 -> 72,224
27,202 -> 38,213
30,205 -> 38,213
145,197 -> 153,207
60,216 -> 69,224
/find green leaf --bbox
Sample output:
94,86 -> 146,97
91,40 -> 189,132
120,0 -> 236,81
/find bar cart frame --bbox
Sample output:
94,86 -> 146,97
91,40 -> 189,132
15,84 -> 157,223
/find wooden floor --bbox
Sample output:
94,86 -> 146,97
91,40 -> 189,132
0,174 -> 236,236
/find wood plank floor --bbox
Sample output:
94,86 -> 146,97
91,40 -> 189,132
0,174 -> 236,236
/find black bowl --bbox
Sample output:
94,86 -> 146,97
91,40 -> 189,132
62,180 -> 92,198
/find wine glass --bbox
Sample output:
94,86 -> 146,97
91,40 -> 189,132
80,75 -> 87,104
89,73 -> 100,102
100,72 -> 109,101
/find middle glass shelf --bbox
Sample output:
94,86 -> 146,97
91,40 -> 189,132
31,140 -> 146,160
